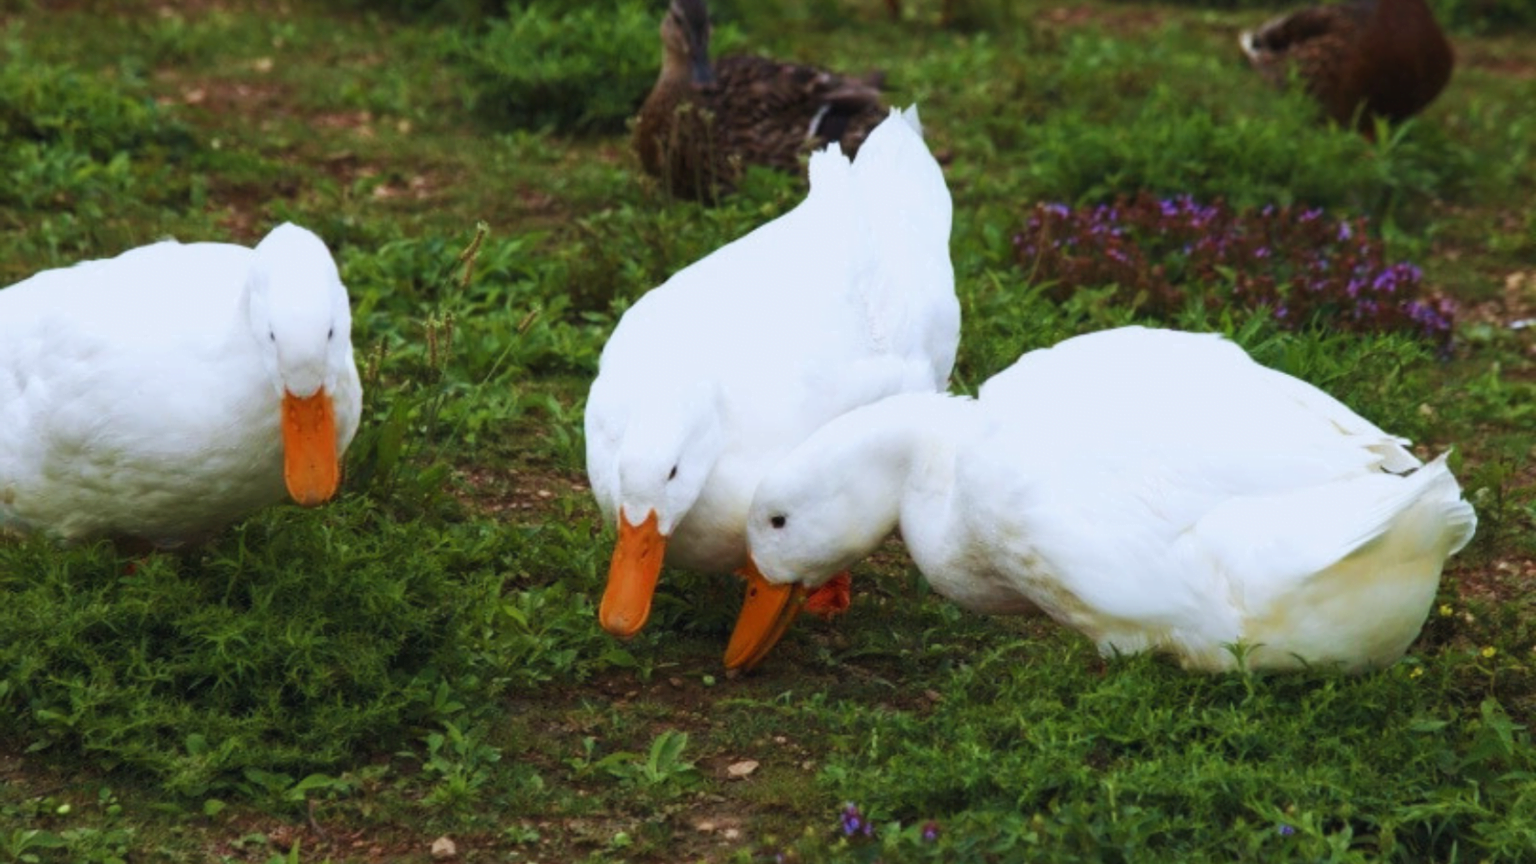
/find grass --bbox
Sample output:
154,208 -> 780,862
2,0 -> 1535,861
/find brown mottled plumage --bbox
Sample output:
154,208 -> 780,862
1239,0 -> 1454,136
633,0 -> 886,203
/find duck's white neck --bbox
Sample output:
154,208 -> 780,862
888,396 -> 974,576
822,392 -> 975,569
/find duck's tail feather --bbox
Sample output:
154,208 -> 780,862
846,104 -> 952,256
1197,452 -> 1476,607
1237,28 -> 1262,63
1192,452 -> 1476,670
806,140 -> 851,200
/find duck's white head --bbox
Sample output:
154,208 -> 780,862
724,393 -> 938,670
745,434 -> 901,591
244,222 -> 354,508
599,381 -> 725,638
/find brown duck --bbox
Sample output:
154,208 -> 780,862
1239,0 -> 1454,136
633,0 -> 886,202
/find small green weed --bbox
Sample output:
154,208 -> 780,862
0,789 -> 132,864
419,718 -> 504,811
569,729 -> 700,796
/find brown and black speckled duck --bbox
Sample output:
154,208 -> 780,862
633,0 -> 886,203
1239,0 -> 1454,136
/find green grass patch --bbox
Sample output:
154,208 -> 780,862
0,35 -> 203,272
0,499 -> 634,798
783,644 -> 1536,862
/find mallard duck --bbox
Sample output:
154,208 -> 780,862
0,223 -> 363,547
633,0 -> 887,203
589,105 -> 958,638
726,326 -> 1476,673
1239,0 -> 1454,135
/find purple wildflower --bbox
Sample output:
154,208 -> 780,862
1012,192 -> 1453,350
1279,824 -> 1296,837
840,803 -> 861,836
840,803 -> 873,838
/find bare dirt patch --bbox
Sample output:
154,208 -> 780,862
1452,556 -> 1536,608
456,464 -> 591,521
158,75 -> 287,117
1039,3 -> 1167,35
210,815 -> 421,864
1463,269 -> 1536,333
1459,43 -> 1536,80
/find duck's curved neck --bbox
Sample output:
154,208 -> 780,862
234,272 -> 257,335
831,393 -> 972,569
893,398 -> 972,575
658,49 -> 691,88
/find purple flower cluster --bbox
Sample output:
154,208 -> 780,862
835,803 -> 941,845
841,802 -> 874,838
1013,193 -> 1456,350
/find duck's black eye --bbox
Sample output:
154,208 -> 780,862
770,515 -> 786,529
667,466 -> 678,481
327,327 -> 334,340
268,329 -> 276,342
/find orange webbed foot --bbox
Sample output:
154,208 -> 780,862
803,571 -> 852,620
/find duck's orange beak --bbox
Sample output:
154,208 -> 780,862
281,388 -> 339,506
600,509 -> 667,638
723,557 -> 806,671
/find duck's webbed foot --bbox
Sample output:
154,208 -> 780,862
803,570 -> 852,619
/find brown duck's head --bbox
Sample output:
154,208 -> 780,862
662,0 -> 716,85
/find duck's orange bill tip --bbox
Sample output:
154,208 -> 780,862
281,388 -> 339,507
723,560 -> 806,672
599,510 -> 666,639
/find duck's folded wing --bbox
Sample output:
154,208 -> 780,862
1184,453 -> 1476,613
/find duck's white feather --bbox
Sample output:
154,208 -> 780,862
0,223 -> 362,546
747,326 -> 1475,672
586,103 -> 958,577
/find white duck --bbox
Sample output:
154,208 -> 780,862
727,326 -> 1477,673
0,222 -> 363,547
586,105 -> 959,638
